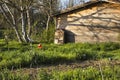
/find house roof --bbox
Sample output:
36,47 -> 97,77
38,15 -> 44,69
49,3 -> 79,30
54,0 -> 120,17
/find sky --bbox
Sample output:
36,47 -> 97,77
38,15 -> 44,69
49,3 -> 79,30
60,0 -> 90,6
61,0 -> 90,3
60,0 -> 90,10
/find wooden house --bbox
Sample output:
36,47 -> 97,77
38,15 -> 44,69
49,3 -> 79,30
54,0 -> 120,44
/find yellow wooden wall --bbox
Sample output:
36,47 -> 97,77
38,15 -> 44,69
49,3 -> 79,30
56,2 -> 120,43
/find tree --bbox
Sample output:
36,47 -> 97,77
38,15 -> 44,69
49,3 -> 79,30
0,2 -> 23,42
35,0 -> 58,31
0,0 -> 34,43
0,0 -> 59,43
69,0 -> 74,7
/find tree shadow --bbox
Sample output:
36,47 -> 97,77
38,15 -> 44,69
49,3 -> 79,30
0,47 -> 18,51
57,1 -> 120,43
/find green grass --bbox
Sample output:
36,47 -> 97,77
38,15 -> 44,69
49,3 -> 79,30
0,40 -> 120,79
50,66 -> 120,80
0,65 -> 120,80
0,39 -> 120,69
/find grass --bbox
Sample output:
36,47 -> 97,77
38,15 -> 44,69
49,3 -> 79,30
0,39 -> 120,79
0,65 -> 120,80
0,39 -> 120,69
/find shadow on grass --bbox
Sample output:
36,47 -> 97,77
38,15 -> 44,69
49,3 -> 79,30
0,51 -> 115,70
0,47 -> 18,51
22,55 -> 75,68
20,52 -> 115,69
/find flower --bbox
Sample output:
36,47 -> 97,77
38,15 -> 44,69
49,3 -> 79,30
38,44 -> 42,49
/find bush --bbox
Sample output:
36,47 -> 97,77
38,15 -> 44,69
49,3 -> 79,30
40,23 -> 55,43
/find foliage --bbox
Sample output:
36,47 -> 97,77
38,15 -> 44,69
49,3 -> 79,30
0,0 -> 58,43
39,23 -> 55,43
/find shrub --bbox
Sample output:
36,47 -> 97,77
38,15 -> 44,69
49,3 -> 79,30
40,23 -> 55,43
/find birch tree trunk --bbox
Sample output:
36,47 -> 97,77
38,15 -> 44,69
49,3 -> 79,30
46,15 -> 50,31
46,0 -> 52,31
26,9 -> 32,37
21,11 -> 29,42
13,26 -> 23,43
0,5 -> 23,43
20,0 -> 29,42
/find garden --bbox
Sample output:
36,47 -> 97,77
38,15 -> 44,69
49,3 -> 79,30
0,39 -> 120,80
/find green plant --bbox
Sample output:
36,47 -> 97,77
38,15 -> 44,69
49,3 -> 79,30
0,41 -> 120,69
40,23 -> 55,43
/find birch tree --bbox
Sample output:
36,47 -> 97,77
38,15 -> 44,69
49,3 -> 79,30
0,2 -> 23,42
0,0 -> 34,43
0,0 -> 59,43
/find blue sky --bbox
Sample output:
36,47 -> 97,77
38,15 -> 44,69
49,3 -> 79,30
60,0 -> 90,9
60,0 -> 90,6
61,0 -> 90,2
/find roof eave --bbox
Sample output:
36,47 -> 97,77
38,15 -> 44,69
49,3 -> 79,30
54,0 -> 120,17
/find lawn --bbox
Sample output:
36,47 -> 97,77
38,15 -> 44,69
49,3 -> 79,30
0,39 -> 120,80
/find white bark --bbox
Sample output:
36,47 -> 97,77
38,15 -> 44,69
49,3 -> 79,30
0,4 -> 23,43
26,9 -> 34,42
46,14 -> 50,31
21,11 -> 29,42
20,0 -> 29,42
26,9 -> 32,37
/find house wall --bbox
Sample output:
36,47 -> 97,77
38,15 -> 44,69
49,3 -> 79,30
56,2 -> 120,43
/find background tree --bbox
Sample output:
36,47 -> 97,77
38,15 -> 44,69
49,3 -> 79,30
0,2 -> 23,42
0,0 -> 59,43
0,0 -> 89,43
32,0 -> 58,43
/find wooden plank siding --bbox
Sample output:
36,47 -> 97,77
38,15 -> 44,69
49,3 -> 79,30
55,2 -> 120,43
